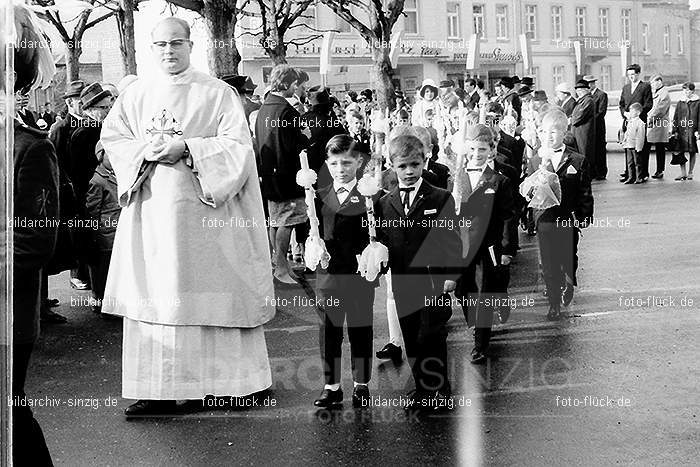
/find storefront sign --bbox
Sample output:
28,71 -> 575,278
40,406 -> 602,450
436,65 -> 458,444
453,47 -> 522,63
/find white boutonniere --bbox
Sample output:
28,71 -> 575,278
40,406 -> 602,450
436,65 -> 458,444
350,196 -> 360,203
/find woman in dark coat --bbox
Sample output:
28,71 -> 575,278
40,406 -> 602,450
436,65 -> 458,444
672,82 -> 700,180
11,4 -> 60,465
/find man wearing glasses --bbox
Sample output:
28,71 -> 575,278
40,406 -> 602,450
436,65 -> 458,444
100,17 -> 275,417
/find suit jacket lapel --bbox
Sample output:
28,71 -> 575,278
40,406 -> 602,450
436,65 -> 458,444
556,152 -> 573,175
464,166 -> 492,202
389,186 -> 405,217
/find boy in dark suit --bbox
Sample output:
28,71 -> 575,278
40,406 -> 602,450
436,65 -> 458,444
313,135 -> 381,409
534,110 -> 594,320
454,125 -> 516,363
375,135 -> 462,410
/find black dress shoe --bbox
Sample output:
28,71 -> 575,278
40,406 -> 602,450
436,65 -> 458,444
124,400 -> 177,417
651,172 -> 663,179
44,298 -> 60,308
352,385 -> 370,408
623,179 -> 636,184
561,283 -> 575,306
594,176 -> 607,181
375,343 -> 402,360
546,306 -> 561,321
634,178 -> 646,184
313,388 -> 343,408
470,348 -> 487,364
40,309 -> 67,324
432,390 -> 454,412
498,304 -> 511,324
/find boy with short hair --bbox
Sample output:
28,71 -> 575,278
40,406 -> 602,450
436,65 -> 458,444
313,134 -> 381,409
621,103 -> 646,184
534,110 -> 594,320
454,124 -> 516,363
375,135 -> 462,410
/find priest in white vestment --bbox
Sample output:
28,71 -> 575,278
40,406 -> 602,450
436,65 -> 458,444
100,17 -> 275,416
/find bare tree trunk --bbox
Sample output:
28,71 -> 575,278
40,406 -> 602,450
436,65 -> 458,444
202,0 -> 240,76
260,3 -> 287,65
117,0 -> 138,75
65,38 -> 82,81
370,42 -> 395,112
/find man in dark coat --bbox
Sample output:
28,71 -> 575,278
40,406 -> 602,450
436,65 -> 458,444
255,65 -> 310,284
222,74 -> 261,125
571,80 -> 597,174
300,86 -> 347,188
39,101 -> 56,128
619,64 -> 653,181
48,79 -> 87,294
464,78 -> 481,111
497,77 -> 522,123
585,75 -> 608,180
556,83 -> 576,118
16,92 -> 39,129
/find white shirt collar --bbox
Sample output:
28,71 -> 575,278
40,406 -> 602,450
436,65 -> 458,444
550,145 -> 565,169
333,178 -> 357,193
68,111 -> 83,120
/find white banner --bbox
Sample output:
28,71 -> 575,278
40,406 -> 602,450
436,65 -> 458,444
319,31 -> 335,76
465,34 -> 480,70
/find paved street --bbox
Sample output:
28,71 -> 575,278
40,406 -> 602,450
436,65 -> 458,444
25,152 -> 700,466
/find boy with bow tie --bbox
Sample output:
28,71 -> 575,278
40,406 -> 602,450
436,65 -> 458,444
534,110 -> 594,320
312,135 -> 381,409
454,124 -> 516,364
374,135 -> 462,411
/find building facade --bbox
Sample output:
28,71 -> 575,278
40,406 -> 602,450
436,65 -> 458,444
239,0 -> 697,100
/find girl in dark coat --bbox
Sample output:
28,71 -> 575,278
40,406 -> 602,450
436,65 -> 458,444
11,4 -> 59,465
672,82 -> 700,180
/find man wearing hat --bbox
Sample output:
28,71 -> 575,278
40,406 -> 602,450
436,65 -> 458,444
497,77 -> 522,124
221,74 -> 261,123
521,77 -> 534,88
571,79 -> 597,169
555,83 -> 576,118
585,75 -> 608,180
48,79 -> 92,294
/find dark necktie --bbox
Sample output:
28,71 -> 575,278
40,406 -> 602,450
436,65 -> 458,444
399,187 -> 415,212
336,186 -> 348,203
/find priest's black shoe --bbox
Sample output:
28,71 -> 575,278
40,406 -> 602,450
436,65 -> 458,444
313,388 -> 343,408
546,306 -> 561,321
124,400 -> 177,418
561,283 -> 575,306
352,385 -> 370,408
470,348 -> 487,364
651,172 -> 663,179
375,343 -> 402,361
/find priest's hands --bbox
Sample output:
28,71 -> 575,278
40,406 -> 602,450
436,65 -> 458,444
146,139 -> 186,164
